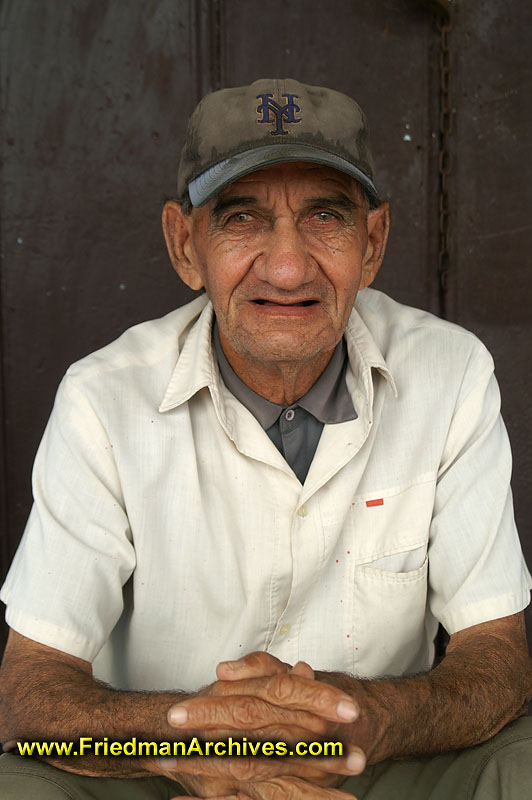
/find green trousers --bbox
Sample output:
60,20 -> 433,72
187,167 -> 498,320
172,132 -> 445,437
0,718 -> 531,800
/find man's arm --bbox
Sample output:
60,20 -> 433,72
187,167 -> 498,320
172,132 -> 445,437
0,629 -> 185,778
346,610 -> 532,763
2,615 -> 530,799
0,629 -> 363,793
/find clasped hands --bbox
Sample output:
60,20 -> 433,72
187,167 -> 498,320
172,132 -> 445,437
147,652 -> 367,800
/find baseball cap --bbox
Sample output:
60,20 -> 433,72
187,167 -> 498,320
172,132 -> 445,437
177,78 -> 380,208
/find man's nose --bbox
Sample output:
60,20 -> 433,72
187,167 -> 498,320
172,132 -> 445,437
253,218 -> 315,290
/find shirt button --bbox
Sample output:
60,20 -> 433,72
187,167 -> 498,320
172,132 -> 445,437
298,505 -> 308,517
285,409 -> 295,421
280,624 -> 291,635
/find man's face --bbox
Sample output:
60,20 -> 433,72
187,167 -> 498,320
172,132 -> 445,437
166,162 -> 389,374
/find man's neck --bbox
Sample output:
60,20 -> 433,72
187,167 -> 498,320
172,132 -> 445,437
217,328 -> 335,406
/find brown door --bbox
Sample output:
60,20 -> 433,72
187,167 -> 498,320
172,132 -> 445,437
1,0 -> 531,651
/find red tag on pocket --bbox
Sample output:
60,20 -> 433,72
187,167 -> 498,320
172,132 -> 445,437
366,498 -> 384,507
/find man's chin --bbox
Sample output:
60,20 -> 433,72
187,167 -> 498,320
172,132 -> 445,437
236,333 -> 335,366
217,311 -> 341,371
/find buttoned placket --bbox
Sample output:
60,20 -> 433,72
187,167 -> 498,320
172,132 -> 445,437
275,405 -> 324,485
266,366 -> 390,663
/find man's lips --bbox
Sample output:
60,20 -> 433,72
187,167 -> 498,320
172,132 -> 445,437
248,298 -> 321,316
252,298 -> 318,306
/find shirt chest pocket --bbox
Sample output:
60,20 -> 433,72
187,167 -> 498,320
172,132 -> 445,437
338,477 -> 437,677
346,477 -> 436,572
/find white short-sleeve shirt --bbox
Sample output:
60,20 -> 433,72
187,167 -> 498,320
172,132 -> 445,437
2,288 -> 530,692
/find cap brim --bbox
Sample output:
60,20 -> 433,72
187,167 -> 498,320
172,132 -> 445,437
188,144 -> 379,207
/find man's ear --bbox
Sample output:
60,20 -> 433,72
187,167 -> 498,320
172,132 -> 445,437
161,201 -> 205,291
360,202 -> 390,289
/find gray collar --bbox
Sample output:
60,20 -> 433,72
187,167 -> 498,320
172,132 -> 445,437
213,321 -> 356,430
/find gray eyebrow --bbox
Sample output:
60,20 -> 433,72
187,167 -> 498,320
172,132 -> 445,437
210,196 -> 259,219
302,196 -> 361,212
210,193 -> 361,222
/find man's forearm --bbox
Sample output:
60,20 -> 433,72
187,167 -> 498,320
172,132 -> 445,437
319,622 -> 532,764
0,638 -> 364,789
0,651 -> 187,777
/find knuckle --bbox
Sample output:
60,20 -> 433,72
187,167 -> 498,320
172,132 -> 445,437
227,758 -> 261,782
245,651 -> 289,675
266,675 -> 294,704
206,681 -> 223,697
232,696 -> 264,727
244,651 -> 270,670
257,780 -> 285,800
246,651 -> 282,672
261,723 -> 292,742
266,778 -> 300,800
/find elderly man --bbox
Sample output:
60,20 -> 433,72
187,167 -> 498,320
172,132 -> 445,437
0,78 -> 531,800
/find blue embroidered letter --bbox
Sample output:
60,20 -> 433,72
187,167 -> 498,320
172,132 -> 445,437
256,94 -> 301,135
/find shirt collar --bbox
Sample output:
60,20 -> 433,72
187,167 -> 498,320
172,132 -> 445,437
158,295 -> 398,415
159,296 -> 216,413
343,297 -> 398,400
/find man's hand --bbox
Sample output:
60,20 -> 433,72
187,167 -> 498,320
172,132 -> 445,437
205,614 -> 532,770
168,611 -> 532,786
145,652 -> 366,798
168,775 -> 358,800
169,652 -> 359,738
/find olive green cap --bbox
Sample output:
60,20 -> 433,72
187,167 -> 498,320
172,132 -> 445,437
177,78 -> 379,207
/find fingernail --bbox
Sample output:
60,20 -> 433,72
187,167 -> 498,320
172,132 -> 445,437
168,705 -> 188,726
346,752 -> 366,773
155,757 -> 178,770
221,659 -> 245,671
337,699 -> 358,721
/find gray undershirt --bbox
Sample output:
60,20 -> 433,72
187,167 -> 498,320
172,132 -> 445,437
213,322 -> 357,483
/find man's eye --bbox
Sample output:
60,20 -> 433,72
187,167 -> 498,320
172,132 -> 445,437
228,212 -> 252,224
315,211 -> 337,222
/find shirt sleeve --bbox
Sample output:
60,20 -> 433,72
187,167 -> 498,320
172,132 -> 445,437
428,341 -> 532,634
0,375 -> 136,661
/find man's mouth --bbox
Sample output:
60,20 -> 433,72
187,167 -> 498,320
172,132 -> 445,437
253,299 -> 318,306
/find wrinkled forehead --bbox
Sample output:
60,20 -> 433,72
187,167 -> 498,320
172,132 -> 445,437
212,161 -> 366,203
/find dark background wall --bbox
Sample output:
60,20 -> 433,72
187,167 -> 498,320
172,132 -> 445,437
1,1 -> 531,653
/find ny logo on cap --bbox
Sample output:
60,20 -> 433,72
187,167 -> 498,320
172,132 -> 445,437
256,93 -> 301,136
